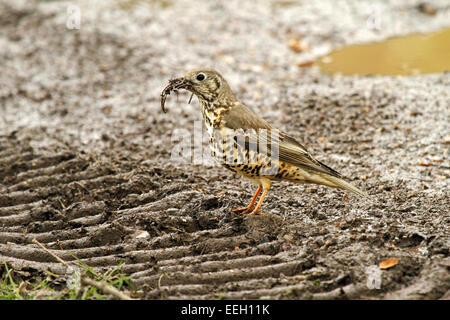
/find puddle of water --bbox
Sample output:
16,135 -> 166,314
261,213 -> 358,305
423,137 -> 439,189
317,28 -> 450,75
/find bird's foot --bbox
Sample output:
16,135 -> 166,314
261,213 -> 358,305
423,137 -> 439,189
232,206 -> 254,215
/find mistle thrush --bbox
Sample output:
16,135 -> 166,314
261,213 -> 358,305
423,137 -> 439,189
161,68 -> 369,216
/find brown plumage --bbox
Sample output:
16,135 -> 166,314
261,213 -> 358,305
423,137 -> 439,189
161,68 -> 369,216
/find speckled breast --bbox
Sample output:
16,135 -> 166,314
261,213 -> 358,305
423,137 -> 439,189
205,125 -> 281,179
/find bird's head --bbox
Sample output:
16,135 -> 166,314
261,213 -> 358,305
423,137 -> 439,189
161,68 -> 236,112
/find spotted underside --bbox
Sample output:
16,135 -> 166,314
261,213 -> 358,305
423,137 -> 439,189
203,106 -> 310,185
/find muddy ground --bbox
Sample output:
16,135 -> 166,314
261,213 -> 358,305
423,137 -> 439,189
0,0 -> 449,299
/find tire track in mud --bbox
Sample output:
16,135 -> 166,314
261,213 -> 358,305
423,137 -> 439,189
0,136 -> 319,299
2,134 -> 446,299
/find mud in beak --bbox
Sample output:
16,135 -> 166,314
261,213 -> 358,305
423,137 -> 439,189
160,77 -> 192,113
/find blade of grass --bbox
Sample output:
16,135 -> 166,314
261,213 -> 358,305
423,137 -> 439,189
3,262 -> 23,300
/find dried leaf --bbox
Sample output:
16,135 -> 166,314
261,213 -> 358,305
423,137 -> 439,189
305,187 -> 314,194
297,60 -> 314,68
379,258 -> 399,270
418,162 -> 430,167
417,3 -> 437,15
288,39 -> 308,53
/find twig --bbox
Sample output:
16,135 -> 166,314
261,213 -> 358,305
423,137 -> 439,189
80,276 -> 132,300
32,238 -> 70,268
58,199 -> 66,209
74,181 -> 90,194
158,271 -> 166,290
32,238 -> 132,300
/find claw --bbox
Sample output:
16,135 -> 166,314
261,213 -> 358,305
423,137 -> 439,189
232,206 -> 253,215
255,211 -> 268,216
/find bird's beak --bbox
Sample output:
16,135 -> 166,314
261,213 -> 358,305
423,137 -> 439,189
160,77 -> 192,113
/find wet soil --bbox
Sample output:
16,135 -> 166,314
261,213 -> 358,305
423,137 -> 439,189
0,0 -> 449,299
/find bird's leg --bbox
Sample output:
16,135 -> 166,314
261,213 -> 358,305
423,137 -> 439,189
232,187 -> 262,214
246,180 -> 271,216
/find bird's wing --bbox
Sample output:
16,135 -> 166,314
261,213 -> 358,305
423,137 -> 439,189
222,103 -> 342,178
277,133 -> 342,178
222,103 -> 273,130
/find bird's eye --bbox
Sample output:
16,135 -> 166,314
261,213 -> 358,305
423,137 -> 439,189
196,73 -> 205,81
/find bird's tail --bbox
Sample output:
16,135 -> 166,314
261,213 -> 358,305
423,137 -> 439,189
324,175 -> 370,199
